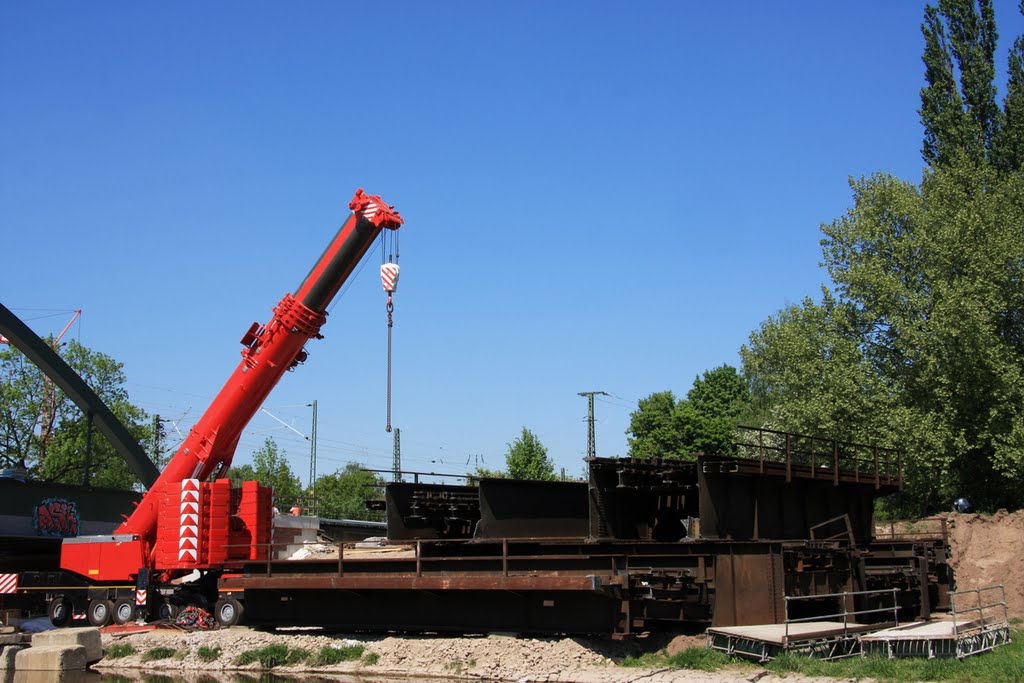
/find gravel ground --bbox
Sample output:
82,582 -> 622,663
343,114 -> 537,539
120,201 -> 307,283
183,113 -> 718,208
94,627 -> 845,682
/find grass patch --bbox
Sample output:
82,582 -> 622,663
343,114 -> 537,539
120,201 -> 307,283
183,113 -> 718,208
615,631 -> 1022,683
141,646 -> 178,662
104,643 -> 136,659
362,652 -> 380,666
196,645 -> 221,662
443,658 -> 475,674
619,651 -> 666,668
766,628 -> 1023,683
667,647 -> 733,671
234,644 -> 290,668
233,644 -> 328,668
620,647 -> 733,671
312,644 -> 365,665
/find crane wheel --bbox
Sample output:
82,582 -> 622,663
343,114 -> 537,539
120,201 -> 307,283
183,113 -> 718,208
157,602 -> 179,621
214,597 -> 243,627
87,599 -> 114,627
113,598 -> 138,625
48,597 -> 73,627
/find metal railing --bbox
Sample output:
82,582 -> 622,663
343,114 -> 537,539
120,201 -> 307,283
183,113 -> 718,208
783,588 -> 900,648
873,516 -> 949,543
732,426 -> 902,488
950,584 -> 1008,637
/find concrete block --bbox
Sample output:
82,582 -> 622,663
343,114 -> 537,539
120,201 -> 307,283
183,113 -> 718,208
0,634 -> 23,645
30,628 -> 102,663
14,645 -> 86,671
1,644 -> 26,670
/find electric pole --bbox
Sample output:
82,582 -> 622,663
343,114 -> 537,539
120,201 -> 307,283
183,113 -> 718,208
392,427 -> 402,482
578,391 -> 609,459
308,400 -> 318,496
150,414 -> 163,467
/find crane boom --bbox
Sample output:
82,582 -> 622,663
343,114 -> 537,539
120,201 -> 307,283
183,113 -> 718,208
60,189 -> 402,581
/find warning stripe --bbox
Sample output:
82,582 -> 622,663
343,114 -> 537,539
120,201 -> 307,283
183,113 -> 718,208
380,263 -> 400,293
0,574 -> 17,594
135,589 -> 147,606
179,479 -> 200,564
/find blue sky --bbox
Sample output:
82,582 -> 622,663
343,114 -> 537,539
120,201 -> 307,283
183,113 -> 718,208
4,2 -> 1024,485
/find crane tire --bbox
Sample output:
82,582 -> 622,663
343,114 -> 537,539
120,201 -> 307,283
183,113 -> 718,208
48,597 -> 73,627
113,598 -> 137,625
87,599 -> 114,627
214,597 -> 243,627
157,601 -> 179,621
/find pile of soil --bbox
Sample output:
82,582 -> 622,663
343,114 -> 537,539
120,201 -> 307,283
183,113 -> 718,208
945,509 -> 1024,619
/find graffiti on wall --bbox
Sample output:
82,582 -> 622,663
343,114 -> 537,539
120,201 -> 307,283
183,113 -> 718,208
34,498 -> 80,537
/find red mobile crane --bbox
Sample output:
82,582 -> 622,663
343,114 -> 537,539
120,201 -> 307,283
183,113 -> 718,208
38,189 -> 403,627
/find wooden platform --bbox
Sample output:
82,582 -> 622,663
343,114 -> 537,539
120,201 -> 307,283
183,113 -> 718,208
709,620 -> 882,645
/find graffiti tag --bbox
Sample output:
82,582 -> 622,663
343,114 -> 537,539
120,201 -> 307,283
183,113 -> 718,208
34,498 -> 80,537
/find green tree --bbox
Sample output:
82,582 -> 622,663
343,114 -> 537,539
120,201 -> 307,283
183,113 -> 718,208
626,391 -> 687,459
741,0 -> 1024,515
684,365 -> 752,453
314,463 -> 385,521
225,463 -> 257,485
0,339 -> 147,489
995,14 -> 1024,170
920,0 -> 1002,166
471,466 -> 507,481
504,427 -> 554,480
626,366 -> 752,459
743,157 -> 1024,513
232,437 -> 303,505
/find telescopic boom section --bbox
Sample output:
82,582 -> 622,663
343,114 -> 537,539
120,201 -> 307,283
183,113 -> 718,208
116,189 -> 403,545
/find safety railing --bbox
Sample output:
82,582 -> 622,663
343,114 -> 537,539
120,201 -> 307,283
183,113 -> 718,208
873,516 -> 949,543
950,584 -> 1008,637
783,588 -> 900,647
732,426 -> 902,489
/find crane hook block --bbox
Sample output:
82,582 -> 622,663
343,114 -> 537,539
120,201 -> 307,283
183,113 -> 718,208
349,188 -> 404,230
381,263 -> 400,294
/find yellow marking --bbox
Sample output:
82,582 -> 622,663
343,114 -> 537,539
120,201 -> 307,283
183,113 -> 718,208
87,570 -> 99,575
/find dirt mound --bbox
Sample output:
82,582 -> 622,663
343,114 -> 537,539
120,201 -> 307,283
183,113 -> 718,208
945,509 -> 1024,619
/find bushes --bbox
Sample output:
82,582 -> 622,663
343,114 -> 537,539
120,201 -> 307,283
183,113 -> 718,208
232,643 -> 366,668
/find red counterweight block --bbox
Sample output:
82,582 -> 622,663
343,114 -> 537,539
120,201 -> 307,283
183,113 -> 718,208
205,479 -> 232,566
154,479 -> 204,570
234,481 -> 272,561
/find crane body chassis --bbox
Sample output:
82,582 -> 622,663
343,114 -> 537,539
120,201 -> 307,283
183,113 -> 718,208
24,189 -> 403,628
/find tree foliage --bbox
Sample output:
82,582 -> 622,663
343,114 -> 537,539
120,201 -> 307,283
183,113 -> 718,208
314,463 -> 385,522
0,340 -> 147,489
921,0 -> 1024,172
920,0 -> 1001,166
741,1 -> 1024,515
228,437 -> 303,505
743,157 -> 1024,513
504,427 -> 555,480
626,365 -> 752,460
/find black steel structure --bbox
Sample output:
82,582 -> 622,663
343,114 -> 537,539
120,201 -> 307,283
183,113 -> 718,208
226,427 -> 952,636
0,303 -> 159,488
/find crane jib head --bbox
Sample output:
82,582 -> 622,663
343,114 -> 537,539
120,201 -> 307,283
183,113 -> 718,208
349,188 -> 403,230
